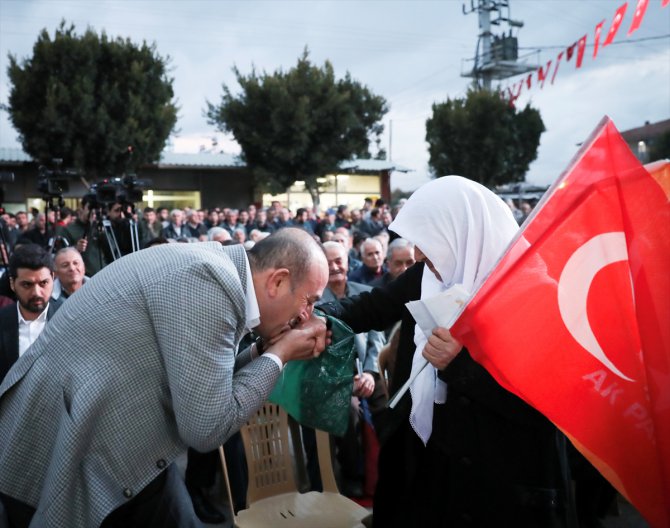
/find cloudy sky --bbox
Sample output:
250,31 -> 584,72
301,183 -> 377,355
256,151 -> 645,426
0,0 -> 668,191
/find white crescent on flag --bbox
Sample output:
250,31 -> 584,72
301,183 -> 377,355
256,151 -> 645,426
557,231 -> 635,382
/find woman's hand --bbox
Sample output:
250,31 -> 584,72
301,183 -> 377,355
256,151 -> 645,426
353,372 -> 375,398
422,327 -> 462,370
266,314 -> 331,363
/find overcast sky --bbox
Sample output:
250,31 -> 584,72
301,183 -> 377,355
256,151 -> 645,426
1,0 -> 668,191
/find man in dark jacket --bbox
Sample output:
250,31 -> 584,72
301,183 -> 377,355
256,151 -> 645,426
0,244 -> 62,381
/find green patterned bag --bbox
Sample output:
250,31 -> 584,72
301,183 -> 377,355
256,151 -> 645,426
268,313 -> 355,436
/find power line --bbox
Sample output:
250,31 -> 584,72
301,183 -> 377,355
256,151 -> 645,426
519,34 -> 670,51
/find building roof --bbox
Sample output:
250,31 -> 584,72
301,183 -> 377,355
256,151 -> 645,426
620,118 -> 670,144
157,151 -> 244,168
0,147 -> 32,164
495,181 -> 549,202
339,159 -> 411,173
0,148 -> 412,173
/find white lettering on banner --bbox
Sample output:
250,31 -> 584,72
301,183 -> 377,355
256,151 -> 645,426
582,369 -> 654,442
624,403 -> 655,440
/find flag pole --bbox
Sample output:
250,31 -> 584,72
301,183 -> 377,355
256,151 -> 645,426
387,358 -> 429,409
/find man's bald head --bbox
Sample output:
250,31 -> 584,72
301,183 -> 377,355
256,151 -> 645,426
248,227 -> 326,279
249,228 -> 329,339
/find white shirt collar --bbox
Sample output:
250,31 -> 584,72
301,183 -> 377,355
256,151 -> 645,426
17,302 -> 50,357
17,302 -> 50,325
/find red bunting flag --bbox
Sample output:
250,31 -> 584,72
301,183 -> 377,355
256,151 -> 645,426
537,60 -> 552,89
506,84 -> 521,107
566,42 -> 576,61
593,19 -> 606,58
628,0 -> 649,35
526,73 -> 532,89
603,3 -> 629,47
451,117 -> 670,527
551,51 -> 564,84
576,34 -> 588,67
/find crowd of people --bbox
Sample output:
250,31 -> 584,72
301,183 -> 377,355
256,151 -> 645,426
0,184 -> 614,528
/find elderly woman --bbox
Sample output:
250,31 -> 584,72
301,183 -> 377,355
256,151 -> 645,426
321,176 -> 572,528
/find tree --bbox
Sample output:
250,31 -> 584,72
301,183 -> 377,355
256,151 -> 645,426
206,49 -> 388,206
425,88 -> 544,188
5,21 -> 177,179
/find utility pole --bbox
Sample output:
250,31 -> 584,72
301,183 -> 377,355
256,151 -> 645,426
461,0 -> 536,90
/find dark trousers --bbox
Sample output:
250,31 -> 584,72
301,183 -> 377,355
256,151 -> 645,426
185,432 -> 248,513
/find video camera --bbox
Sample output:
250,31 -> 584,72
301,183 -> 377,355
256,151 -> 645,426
86,175 -> 151,210
37,160 -> 77,198
85,174 -> 151,261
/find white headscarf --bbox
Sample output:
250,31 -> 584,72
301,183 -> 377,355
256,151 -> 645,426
389,176 -> 519,444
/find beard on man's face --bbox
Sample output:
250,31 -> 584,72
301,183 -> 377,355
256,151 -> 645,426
21,296 -> 47,313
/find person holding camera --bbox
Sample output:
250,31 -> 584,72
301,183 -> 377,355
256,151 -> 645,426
100,200 -> 134,259
60,196 -> 109,276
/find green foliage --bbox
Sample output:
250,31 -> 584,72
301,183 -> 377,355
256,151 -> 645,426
206,49 -> 387,204
425,88 -> 544,187
5,21 -> 177,178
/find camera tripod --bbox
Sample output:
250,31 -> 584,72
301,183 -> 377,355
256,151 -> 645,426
97,207 -> 141,262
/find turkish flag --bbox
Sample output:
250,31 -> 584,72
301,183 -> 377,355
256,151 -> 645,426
593,19 -> 606,58
603,3 -> 629,47
551,51 -> 564,84
537,60 -> 552,89
451,117 -> 670,527
576,34 -> 588,68
628,0 -> 649,35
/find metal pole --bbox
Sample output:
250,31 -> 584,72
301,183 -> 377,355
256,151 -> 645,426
479,0 -> 493,90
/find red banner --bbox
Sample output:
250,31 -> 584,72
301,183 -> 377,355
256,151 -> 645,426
628,0 -> 649,35
576,34 -> 588,67
551,51 -> 564,84
451,117 -> 670,527
603,3 -> 629,46
593,19 -> 606,58
537,60 -> 552,89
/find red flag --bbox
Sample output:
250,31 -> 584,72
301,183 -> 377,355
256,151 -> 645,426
628,0 -> 649,35
514,79 -> 523,98
645,159 -> 670,199
604,3 -> 629,47
664,0 -> 670,8
451,117 -> 670,527
566,42 -> 576,61
537,60 -> 552,89
526,73 -> 532,90
505,86 -> 520,107
576,34 -> 587,68
593,19 -> 606,58
551,51 -> 564,84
